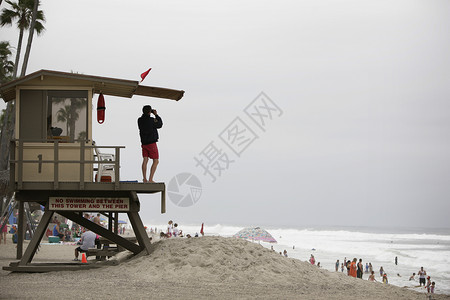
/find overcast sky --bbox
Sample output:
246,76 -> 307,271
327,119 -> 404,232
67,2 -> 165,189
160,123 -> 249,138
2,0 -> 450,229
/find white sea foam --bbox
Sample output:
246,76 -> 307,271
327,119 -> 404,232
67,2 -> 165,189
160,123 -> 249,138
145,223 -> 450,295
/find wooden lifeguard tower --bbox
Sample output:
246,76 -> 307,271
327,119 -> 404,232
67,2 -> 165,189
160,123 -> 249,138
0,70 -> 184,272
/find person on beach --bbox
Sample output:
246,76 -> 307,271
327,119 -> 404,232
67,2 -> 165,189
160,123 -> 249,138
64,229 -> 72,242
379,266 -> 384,277
382,273 -> 388,284
357,258 -> 364,279
53,220 -> 65,242
11,224 -> 17,243
395,256 -> 398,265
365,263 -> 369,273
409,273 -> 416,281
138,105 -> 163,183
173,223 -> 182,237
350,258 -> 357,278
368,271 -> 377,282
1,217 -> 8,244
418,267 -> 427,286
283,250 -> 288,257
425,276 -> 432,293
93,213 -> 102,226
369,262 -> 373,274
73,229 -> 96,261
335,260 -> 339,272
431,282 -> 435,294
341,263 -> 344,272
346,260 -> 351,275
317,262 -> 321,268
167,220 -> 173,237
309,254 -> 315,265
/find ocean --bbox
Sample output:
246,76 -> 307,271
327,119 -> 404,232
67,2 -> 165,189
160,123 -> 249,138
146,223 -> 450,295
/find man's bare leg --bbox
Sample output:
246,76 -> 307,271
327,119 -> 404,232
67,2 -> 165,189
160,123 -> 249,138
149,159 -> 159,183
142,157 -> 149,183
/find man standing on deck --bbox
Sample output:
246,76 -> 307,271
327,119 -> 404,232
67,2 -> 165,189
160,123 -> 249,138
138,105 -> 163,183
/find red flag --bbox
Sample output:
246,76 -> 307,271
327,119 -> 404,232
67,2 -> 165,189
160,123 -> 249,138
200,223 -> 204,236
140,68 -> 152,83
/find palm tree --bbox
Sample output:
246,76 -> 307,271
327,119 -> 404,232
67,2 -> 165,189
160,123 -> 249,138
0,41 -> 14,83
20,0 -> 43,76
0,0 -> 45,79
0,40 -> 14,139
0,0 -> 44,170
0,41 -> 14,171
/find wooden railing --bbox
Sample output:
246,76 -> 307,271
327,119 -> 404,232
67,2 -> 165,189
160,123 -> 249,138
9,139 -> 124,191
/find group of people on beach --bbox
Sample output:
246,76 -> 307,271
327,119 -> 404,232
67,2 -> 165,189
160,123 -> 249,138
160,220 -> 183,238
331,256 -> 437,294
409,267 -> 436,294
341,258 -> 369,280
156,221 -> 205,239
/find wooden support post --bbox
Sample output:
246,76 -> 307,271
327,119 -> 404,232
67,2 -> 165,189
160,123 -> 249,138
9,141 -> 15,192
108,214 -> 112,232
79,140 -> 85,189
127,211 -> 151,254
114,212 -> 118,234
161,189 -> 166,214
18,140 -> 23,189
114,147 -> 120,190
19,210 -> 54,264
53,141 -> 59,190
16,201 -> 24,259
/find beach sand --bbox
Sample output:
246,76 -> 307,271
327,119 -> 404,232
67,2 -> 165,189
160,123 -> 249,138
1,235 -> 449,300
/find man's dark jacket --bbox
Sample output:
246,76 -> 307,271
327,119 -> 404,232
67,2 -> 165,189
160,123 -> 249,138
138,114 -> 163,145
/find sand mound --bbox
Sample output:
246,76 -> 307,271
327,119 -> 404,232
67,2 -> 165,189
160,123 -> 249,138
97,236 -> 447,299
124,236 -> 319,283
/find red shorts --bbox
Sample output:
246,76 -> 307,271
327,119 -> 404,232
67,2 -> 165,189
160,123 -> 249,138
141,143 -> 159,159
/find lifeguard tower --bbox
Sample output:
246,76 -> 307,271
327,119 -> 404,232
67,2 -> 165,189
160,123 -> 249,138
0,70 -> 184,272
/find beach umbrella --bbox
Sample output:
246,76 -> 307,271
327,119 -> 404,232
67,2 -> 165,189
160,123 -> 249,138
233,227 -> 277,243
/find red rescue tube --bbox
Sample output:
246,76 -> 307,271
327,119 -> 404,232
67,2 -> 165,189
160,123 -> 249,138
97,93 -> 106,124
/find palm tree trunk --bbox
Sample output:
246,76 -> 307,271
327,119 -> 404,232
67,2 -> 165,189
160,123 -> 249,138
13,28 -> 24,79
20,0 -> 39,77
